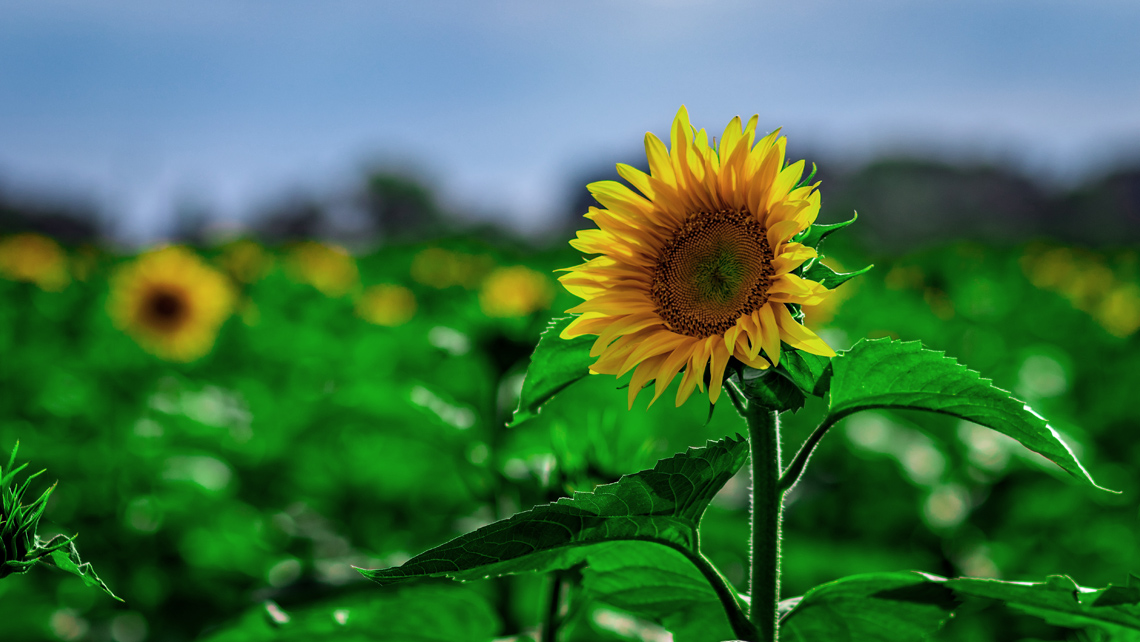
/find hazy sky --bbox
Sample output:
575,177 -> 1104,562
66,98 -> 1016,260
2,0 -> 1139,240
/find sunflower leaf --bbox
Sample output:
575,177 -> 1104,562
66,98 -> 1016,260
780,572 -> 957,642
200,586 -> 500,642
44,540 -> 122,601
827,338 -> 1110,491
740,369 -> 806,413
580,541 -> 737,642
943,575 -> 1140,635
358,435 -> 748,586
509,316 -> 595,427
794,212 -> 858,250
802,260 -> 873,290
738,347 -> 832,412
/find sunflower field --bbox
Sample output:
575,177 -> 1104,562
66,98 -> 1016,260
3,127 -> 1140,641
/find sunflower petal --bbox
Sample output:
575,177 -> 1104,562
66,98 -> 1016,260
650,340 -> 697,406
774,304 -> 836,356
758,303 -> 781,365
707,340 -> 732,404
628,354 -> 665,409
645,133 -> 676,186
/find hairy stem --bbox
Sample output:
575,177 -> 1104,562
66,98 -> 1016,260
683,547 -> 759,641
779,415 -> 838,493
747,405 -> 782,641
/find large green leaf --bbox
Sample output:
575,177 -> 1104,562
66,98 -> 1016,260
581,541 -> 736,642
509,316 -> 595,427
780,572 -> 957,642
201,586 -> 499,642
946,575 -> 1140,639
827,338 -> 1107,490
358,435 -> 748,585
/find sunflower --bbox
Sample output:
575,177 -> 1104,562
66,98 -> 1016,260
218,239 -> 273,284
559,107 -> 835,408
0,233 -> 70,291
357,284 -> 417,327
480,266 -> 553,318
109,246 -> 235,362
285,242 -> 359,297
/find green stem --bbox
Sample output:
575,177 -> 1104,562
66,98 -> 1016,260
779,415 -> 838,493
683,548 -> 759,641
540,572 -> 563,642
747,404 -> 782,641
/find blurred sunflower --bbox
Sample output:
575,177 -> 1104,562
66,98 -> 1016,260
410,247 -> 492,289
356,284 -> 417,327
0,233 -> 70,291
218,239 -> 273,284
480,266 -> 553,318
285,242 -> 358,297
560,107 -> 834,408
109,246 -> 235,362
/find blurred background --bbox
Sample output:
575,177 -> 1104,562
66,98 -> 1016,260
2,1 -> 1139,641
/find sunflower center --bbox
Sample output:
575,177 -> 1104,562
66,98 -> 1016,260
650,209 -> 774,337
144,289 -> 189,329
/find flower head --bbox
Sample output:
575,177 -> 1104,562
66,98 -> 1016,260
109,246 -> 235,362
357,284 -> 417,327
480,266 -> 553,318
559,107 -> 835,408
0,234 -> 70,291
411,248 -> 492,289
219,239 -> 273,284
286,242 -> 358,297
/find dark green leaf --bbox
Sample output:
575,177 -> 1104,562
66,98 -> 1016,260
827,338 -> 1108,490
581,541 -> 737,642
740,369 -> 806,413
793,212 -> 858,249
509,316 -> 595,427
781,572 -> 957,642
801,260 -> 873,290
946,575 -> 1140,638
359,435 -> 749,585
201,586 -> 499,642
738,347 -> 832,412
44,541 -> 121,601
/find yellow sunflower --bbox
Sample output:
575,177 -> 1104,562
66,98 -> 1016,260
285,241 -> 359,297
0,233 -> 70,291
480,266 -> 553,318
559,107 -> 835,408
356,284 -> 417,327
109,246 -> 235,362
218,239 -> 273,284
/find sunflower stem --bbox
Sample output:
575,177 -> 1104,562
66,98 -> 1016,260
540,571 -> 564,642
746,404 -> 782,642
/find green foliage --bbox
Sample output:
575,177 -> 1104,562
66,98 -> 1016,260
0,443 -> 117,599
510,316 -> 594,427
2,229 -> 1139,641
201,586 -> 500,642
802,260 -> 875,290
793,212 -> 858,250
360,435 -> 748,586
737,347 -> 833,412
780,572 -> 957,641
580,542 -> 736,642
826,337 -> 1107,490
945,575 -> 1140,638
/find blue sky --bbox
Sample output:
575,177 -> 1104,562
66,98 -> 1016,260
2,1 -> 1138,240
